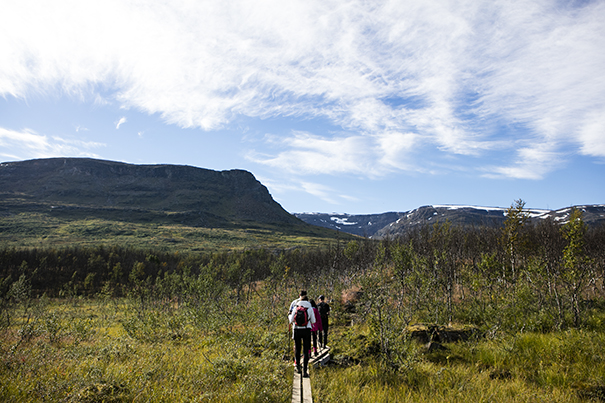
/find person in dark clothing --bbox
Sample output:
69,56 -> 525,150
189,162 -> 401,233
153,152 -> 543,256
317,295 -> 330,347
309,299 -> 322,356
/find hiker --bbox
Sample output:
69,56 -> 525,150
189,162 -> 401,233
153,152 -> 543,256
317,295 -> 330,347
309,299 -> 322,356
288,294 -> 315,378
288,290 -> 306,314
288,290 -> 306,369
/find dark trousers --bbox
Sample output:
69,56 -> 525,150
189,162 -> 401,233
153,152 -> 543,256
319,316 -> 329,346
293,327 -> 311,371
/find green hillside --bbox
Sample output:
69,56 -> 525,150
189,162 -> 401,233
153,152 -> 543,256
0,158 -> 355,251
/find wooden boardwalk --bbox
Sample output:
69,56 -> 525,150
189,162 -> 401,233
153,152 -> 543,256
291,346 -> 330,403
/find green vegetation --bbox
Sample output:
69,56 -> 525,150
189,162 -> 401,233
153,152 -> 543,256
0,157 -> 359,252
0,298 -> 292,402
0,208 -> 352,252
313,326 -> 605,402
1,201 -> 605,402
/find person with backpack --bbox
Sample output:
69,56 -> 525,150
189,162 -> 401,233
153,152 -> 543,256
288,290 -> 306,315
288,290 -> 306,369
288,294 -> 315,378
317,295 -> 330,348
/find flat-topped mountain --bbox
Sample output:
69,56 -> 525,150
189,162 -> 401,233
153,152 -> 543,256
296,204 -> 605,238
0,158 -> 299,228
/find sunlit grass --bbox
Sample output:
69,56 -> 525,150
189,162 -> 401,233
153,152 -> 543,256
0,211 -> 349,252
0,299 -> 292,402
3,297 -> 605,402
311,325 -> 605,403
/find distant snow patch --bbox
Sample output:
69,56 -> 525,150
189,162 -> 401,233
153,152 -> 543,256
527,210 -> 550,218
432,204 -> 508,212
331,217 -> 357,226
432,204 -> 552,218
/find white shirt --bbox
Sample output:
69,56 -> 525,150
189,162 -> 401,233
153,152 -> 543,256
288,300 -> 316,329
288,297 -> 301,314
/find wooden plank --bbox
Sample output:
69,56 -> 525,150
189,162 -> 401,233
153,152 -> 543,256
292,371 -> 301,403
310,345 -> 330,367
293,346 -> 329,403
302,375 -> 313,403
310,346 -> 329,361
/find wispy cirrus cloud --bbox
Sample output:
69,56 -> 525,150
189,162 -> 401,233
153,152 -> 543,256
0,127 -> 105,161
249,131 -> 376,176
299,182 -> 340,205
115,117 -> 127,129
484,143 -> 565,180
1,0 -> 604,181
249,129 -> 420,177
253,174 -> 338,207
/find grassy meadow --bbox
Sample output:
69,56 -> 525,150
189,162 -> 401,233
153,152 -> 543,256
1,297 -> 293,402
2,292 -> 605,402
0,209 -> 349,252
313,325 -> 605,402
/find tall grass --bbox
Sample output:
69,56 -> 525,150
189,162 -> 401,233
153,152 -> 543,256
2,290 -> 605,402
312,326 -> 605,403
0,298 -> 291,402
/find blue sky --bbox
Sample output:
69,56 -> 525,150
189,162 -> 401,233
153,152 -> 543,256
1,0 -> 604,214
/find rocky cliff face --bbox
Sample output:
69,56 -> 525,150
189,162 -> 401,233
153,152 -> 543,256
0,158 -> 300,226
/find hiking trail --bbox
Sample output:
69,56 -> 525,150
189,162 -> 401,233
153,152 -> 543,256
291,345 -> 330,403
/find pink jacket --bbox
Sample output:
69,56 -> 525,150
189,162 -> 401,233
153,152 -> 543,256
311,307 -> 322,332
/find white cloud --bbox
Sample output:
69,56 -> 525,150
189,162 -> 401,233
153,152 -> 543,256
1,0 -> 604,178
248,131 -> 377,176
375,131 -> 419,171
300,182 -> 340,205
0,127 -> 105,161
484,143 -> 564,180
115,117 -> 127,129
577,111 -> 605,158
250,129 -> 422,176
254,174 -> 351,206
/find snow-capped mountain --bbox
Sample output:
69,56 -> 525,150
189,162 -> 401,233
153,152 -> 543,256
293,212 -> 403,237
295,204 -> 605,239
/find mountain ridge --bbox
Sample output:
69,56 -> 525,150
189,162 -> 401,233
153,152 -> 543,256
0,157 -> 301,227
3,158 -> 602,245
295,204 -> 605,238
0,157 -> 359,251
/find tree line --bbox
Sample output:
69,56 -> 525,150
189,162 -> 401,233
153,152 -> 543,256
1,201 -> 604,335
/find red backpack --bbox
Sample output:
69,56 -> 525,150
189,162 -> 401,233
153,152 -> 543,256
294,305 -> 309,326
